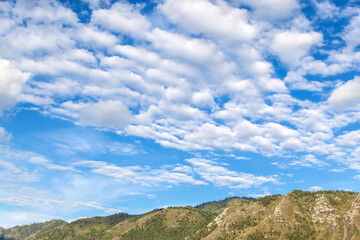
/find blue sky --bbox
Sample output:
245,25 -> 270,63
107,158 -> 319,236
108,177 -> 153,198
1,0 -> 360,228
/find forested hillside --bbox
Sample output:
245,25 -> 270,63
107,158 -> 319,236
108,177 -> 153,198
2,190 -> 360,240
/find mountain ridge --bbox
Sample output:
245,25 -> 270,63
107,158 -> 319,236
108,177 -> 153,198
1,190 -> 360,240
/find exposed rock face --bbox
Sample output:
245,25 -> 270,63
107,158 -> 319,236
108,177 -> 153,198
273,194 -> 292,222
202,191 -> 359,240
312,195 -> 336,223
209,207 -> 228,227
311,194 -> 340,230
343,193 -> 360,240
2,190 -> 360,240
273,196 -> 287,217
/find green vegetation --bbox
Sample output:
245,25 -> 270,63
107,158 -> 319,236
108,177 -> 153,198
246,231 -> 267,240
0,220 -> 66,240
2,190 -> 360,240
120,208 -> 216,240
36,213 -> 132,240
257,194 -> 282,206
195,196 -> 253,212
230,216 -> 258,231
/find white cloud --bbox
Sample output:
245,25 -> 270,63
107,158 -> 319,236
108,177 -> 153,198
235,0 -> 300,20
0,127 -> 11,142
70,158 -> 278,189
29,156 -> 73,171
271,30 -> 322,66
0,160 -> 38,182
78,26 -> 118,48
1,0 -> 360,179
314,0 -> 340,19
265,122 -> 298,141
343,13 -> 360,50
160,0 -> 257,42
6,25 -> 75,56
186,158 -> 277,188
113,45 -> 160,67
191,90 -> 215,108
74,160 -> 206,186
309,186 -> 323,191
247,187 -> 271,198
0,59 -> 30,115
13,0 -> 78,25
0,184 -> 120,227
91,2 -> 151,38
148,28 -> 221,63
328,77 -> 360,110
78,100 -> 132,128
354,175 -> 360,180
336,130 -> 360,147
290,154 -> 329,168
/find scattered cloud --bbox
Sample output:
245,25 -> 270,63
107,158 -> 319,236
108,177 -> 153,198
0,127 -> 11,143
186,158 -> 277,188
78,100 -> 133,128
290,154 -> 329,168
92,2 -> 151,38
160,0 -> 257,42
314,0 -> 340,19
271,30 -> 322,67
29,156 -> 73,171
328,77 -> 360,110
309,186 -> 323,191
1,0 -> 360,227
0,59 -> 30,115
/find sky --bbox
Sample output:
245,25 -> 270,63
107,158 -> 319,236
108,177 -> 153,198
1,0 -> 360,228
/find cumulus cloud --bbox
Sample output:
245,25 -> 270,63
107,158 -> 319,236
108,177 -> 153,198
328,77 -> 360,110
314,0 -> 340,19
78,26 -> 118,48
271,31 -> 322,66
343,13 -> 360,50
4,0 -> 360,227
91,2 -> 151,38
12,0 -> 78,25
78,100 -> 132,128
160,0 -> 257,41
0,59 -> 30,114
0,0 -> 360,181
148,28 -> 220,63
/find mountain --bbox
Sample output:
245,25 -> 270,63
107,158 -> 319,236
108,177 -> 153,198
0,220 -> 66,240
2,190 -> 360,240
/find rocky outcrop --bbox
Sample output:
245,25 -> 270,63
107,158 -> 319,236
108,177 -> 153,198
343,193 -> 360,240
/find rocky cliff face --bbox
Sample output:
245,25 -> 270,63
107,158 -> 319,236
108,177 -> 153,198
344,193 -> 360,240
202,190 -> 360,240
2,190 -> 360,240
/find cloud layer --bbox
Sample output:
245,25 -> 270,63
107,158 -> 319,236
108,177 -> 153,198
1,0 -> 360,227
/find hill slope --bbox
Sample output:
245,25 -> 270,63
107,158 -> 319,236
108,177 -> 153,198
0,220 -> 66,240
2,190 -> 360,240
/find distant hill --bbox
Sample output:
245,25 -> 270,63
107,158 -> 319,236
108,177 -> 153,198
0,220 -> 66,240
2,190 -> 360,240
